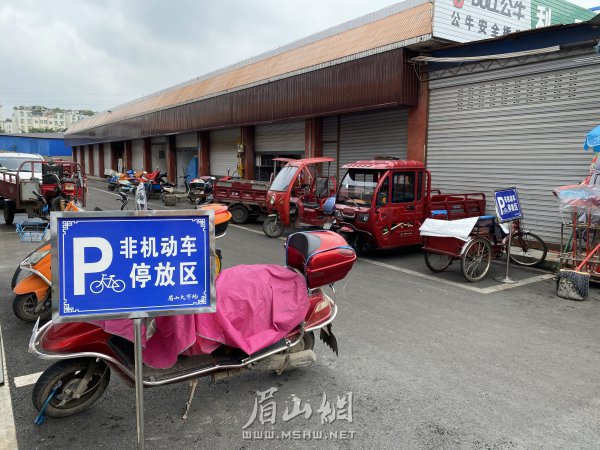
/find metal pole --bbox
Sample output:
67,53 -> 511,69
494,221 -> 517,284
133,318 -> 145,449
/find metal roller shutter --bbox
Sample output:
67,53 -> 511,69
92,144 -> 100,177
210,128 -> 240,177
255,121 -> 305,154
151,137 -> 167,174
323,108 -> 409,179
132,139 -> 144,172
104,143 -> 112,173
323,116 -> 340,178
427,51 -> 600,244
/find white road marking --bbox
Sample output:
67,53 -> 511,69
0,327 -> 18,449
360,258 -> 554,294
231,224 -> 554,294
13,372 -> 42,388
230,224 -> 286,240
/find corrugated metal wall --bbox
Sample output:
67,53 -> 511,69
209,128 -> 239,177
65,49 -> 417,145
255,121 -> 305,154
322,108 -> 409,178
0,135 -> 71,156
427,51 -> 600,244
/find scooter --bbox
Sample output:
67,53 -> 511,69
29,231 -> 356,419
12,191 -> 82,322
161,175 -> 193,206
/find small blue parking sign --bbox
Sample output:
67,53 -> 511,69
494,187 -> 523,223
51,210 -> 216,322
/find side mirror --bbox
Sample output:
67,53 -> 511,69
323,196 -> 336,215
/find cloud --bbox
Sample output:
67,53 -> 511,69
0,0 -> 452,116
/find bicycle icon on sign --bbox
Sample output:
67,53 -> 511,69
89,274 -> 126,294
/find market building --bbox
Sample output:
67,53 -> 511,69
65,0 -> 596,241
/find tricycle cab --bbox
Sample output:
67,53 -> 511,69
285,231 -> 356,289
266,157 -> 336,228
334,160 -> 427,251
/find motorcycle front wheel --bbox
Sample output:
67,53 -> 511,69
32,358 -> 111,418
13,293 -> 52,323
263,216 -> 284,238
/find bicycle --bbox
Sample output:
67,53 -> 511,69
89,274 -> 126,294
505,219 -> 548,267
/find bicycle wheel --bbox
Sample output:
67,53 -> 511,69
461,237 -> 492,282
509,231 -> 547,267
89,280 -> 104,294
424,252 -> 452,273
112,279 -> 126,293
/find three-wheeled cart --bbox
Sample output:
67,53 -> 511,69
422,216 -> 497,282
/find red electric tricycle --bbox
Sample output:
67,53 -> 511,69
262,157 -> 336,238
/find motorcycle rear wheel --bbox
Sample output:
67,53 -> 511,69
13,293 -> 52,323
32,358 -> 111,418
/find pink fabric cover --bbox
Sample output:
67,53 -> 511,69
90,264 -> 309,368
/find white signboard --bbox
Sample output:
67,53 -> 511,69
433,0 -> 531,43
433,0 -> 596,43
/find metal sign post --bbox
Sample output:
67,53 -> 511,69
51,209 -> 216,449
133,318 -> 144,450
493,187 -> 523,284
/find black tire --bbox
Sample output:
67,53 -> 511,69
13,293 -> 52,323
32,358 -> 110,418
461,237 -> 492,282
230,205 -> 249,224
509,232 -> 547,267
263,216 -> 284,238
3,200 -> 15,225
424,252 -> 453,273
107,183 -> 116,191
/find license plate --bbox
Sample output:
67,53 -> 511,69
323,222 -> 332,230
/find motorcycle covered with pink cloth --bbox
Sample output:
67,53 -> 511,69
29,230 -> 356,419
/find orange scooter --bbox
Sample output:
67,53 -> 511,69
12,191 -> 82,322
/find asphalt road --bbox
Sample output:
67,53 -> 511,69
1,180 -> 600,449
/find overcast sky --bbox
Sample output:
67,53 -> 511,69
0,0 -> 597,119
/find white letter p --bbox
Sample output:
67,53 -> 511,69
73,237 -> 113,295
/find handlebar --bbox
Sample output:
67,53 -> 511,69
31,190 -> 46,203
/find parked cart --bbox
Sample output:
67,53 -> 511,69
0,159 -> 86,225
422,216 -> 547,282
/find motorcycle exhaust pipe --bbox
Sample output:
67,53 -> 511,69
251,350 -> 316,373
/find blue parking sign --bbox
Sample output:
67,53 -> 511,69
494,188 -> 523,223
51,210 -> 216,322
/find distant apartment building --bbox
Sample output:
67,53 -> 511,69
0,119 -> 12,133
10,106 -> 92,133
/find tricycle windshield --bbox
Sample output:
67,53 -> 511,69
338,169 -> 383,208
270,166 -> 298,191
